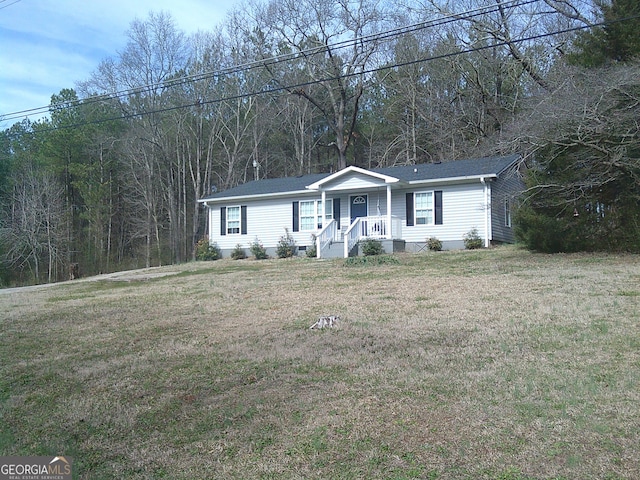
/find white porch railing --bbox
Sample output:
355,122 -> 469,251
315,219 -> 337,259
358,215 -> 402,239
344,218 -> 361,258
344,216 -> 402,257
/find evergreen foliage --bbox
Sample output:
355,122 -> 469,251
359,238 -> 384,256
276,229 -> 297,258
306,235 -> 317,258
427,237 -> 442,251
344,255 -> 400,266
195,238 -> 221,261
249,238 -> 268,260
231,244 -> 247,260
3,4 -> 640,285
463,228 -> 483,250
568,0 -> 640,67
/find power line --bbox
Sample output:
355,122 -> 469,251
31,17 -> 627,134
0,0 -> 21,10
1,0 -> 544,122
7,5 -> 634,133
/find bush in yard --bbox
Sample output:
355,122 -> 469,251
276,228 -> 297,258
306,235 -> 317,258
463,228 -> 484,249
360,238 -> 384,256
195,237 -> 221,261
231,244 -> 247,260
249,238 -> 268,260
427,237 -> 442,251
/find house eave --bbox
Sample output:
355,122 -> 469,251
198,189 -> 316,205
406,174 -> 497,187
198,174 -> 498,204
306,166 -> 400,190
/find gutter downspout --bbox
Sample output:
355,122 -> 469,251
318,189 -> 327,259
386,184 -> 392,239
480,177 -> 491,248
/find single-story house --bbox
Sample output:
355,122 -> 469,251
198,154 -> 524,258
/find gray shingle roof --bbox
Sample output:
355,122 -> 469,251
374,154 -> 520,182
199,154 -> 520,201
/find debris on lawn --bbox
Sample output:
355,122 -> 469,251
310,315 -> 340,329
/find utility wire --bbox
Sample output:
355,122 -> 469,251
1,0 -> 543,122
0,0 -> 21,10
30,16 -> 633,134
7,6 -> 635,131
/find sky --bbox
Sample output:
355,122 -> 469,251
0,0 -> 237,127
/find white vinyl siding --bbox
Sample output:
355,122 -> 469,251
394,184 -> 487,243
321,174 -> 387,191
207,183 -> 491,252
209,196 -> 339,252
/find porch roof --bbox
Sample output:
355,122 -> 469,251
198,154 -> 520,203
305,166 -> 400,191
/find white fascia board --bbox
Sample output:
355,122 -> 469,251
198,189 -> 316,205
406,174 -> 498,187
306,166 -> 399,190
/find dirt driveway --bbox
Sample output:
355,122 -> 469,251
0,267 -> 182,295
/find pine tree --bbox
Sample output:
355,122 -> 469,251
569,0 -> 640,67
515,1 -> 640,253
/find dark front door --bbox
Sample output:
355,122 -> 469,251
350,195 -> 368,224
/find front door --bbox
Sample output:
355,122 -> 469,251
350,195 -> 368,224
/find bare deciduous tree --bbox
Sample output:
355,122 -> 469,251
1,163 -> 66,283
258,0 -> 388,169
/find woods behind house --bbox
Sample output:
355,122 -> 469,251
1,0 -> 639,285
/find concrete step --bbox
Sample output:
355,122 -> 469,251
321,241 -> 347,259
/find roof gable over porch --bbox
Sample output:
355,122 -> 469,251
306,166 -> 400,192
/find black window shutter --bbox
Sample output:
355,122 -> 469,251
220,207 -> 226,236
333,198 -> 340,229
241,206 -> 247,235
405,193 -> 414,226
435,191 -> 443,225
292,201 -> 299,232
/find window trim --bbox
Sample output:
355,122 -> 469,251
299,199 -> 333,231
505,198 -> 512,228
226,205 -> 242,235
414,191 -> 435,226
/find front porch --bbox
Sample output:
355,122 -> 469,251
316,216 -> 403,258
305,165 -> 406,259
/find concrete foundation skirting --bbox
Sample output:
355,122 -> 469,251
405,240 -> 466,252
380,239 -> 406,254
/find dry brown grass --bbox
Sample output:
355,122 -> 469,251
1,246 -> 639,479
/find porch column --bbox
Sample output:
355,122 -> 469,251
321,189 -> 326,229
386,184 -> 392,239
481,177 -> 491,248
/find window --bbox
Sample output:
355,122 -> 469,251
226,206 -> 241,234
415,192 -> 434,225
299,199 -> 333,231
299,201 -> 316,231
323,199 -> 334,225
505,198 -> 512,227
221,206 -> 247,236
406,191 -> 442,227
